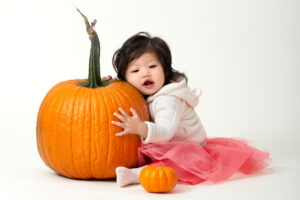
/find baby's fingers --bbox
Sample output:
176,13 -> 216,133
101,75 -> 112,81
115,131 -> 126,136
118,107 -> 129,118
130,107 -> 138,117
113,112 -> 126,122
112,121 -> 124,128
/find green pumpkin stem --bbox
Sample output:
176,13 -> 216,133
77,8 -> 109,88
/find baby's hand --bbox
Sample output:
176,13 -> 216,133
101,75 -> 112,81
101,75 -> 119,81
112,107 -> 148,139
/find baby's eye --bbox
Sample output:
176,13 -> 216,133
131,69 -> 139,73
149,65 -> 156,68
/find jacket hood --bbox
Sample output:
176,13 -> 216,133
146,77 -> 202,107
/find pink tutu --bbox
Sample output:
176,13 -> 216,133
138,137 -> 271,185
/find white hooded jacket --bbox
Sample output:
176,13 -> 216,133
142,77 -> 207,144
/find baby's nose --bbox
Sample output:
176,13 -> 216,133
142,68 -> 150,77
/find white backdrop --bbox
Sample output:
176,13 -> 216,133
0,0 -> 299,199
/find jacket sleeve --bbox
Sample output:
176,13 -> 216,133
141,95 -> 185,144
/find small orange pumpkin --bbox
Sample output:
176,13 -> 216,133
139,165 -> 177,193
36,9 -> 150,179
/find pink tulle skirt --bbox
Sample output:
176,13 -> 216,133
138,137 -> 271,185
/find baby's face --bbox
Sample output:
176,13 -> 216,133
125,52 -> 165,96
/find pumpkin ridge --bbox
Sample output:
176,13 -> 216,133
166,167 -> 177,190
88,89 -> 97,177
82,88 -> 92,178
87,90 -> 92,177
103,88 -> 119,176
52,87 -> 73,177
94,88 -> 108,178
70,86 -> 84,178
81,88 -> 92,178
44,85 -> 68,175
61,87 -> 83,178
64,87 -> 83,178
159,168 -> 165,190
92,88 -> 104,178
90,89 -> 100,177
100,88 -> 113,177
81,87 -> 92,178
62,85 -> 81,178
151,169 -> 158,192
93,88 -> 105,178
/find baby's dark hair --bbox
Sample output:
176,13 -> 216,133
112,32 -> 188,85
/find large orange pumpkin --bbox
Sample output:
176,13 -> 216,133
36,9 -> 149,179
139,165 -> 178,193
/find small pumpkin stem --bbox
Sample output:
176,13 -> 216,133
77,8 -> 108,88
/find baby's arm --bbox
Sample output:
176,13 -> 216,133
111,96 -> 185,142
142,96 -> 185,144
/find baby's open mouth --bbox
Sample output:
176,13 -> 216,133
143,80 -> 154,88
